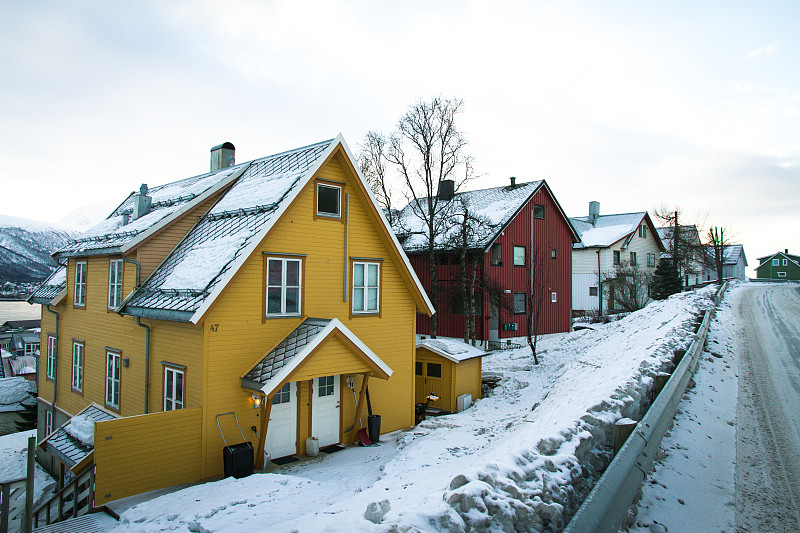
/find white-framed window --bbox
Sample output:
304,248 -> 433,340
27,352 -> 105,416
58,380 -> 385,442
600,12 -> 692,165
647,253 -> 656,267
273,382 -> 291,405
551,291 -> 558,303
783,259 -> 788,266
352,262 -> 380,313
164,366 -> 184,411
46,335 -> 56,381
513,246 -> 526,266
108,259 -> 123,309
551,248 -> 557,260
266,257 -> 302,316
639,225 -> 647,238
318,375 -> 335,397
45,410 -> 53,436
316,182 -> 341,217
630,252 -> 637,265
24,342 -> 39,356
105,351 -> 121,409
71,342 -> 84,392
74,261 -> 87,306
773,258 -> 780,266
513,293 -> 526,314
778,272 -> 787,278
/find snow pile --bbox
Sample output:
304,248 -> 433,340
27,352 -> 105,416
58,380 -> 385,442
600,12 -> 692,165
0,430 -> 57,505
0,377 -> 36,412
159,234 -> 248,291
111,288 -> 714,533
63,412 -> 96,448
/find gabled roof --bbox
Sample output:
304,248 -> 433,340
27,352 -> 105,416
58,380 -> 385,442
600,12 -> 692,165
39,403 -> 117,471
571,212 -> 665,252
27,266 -> 67,305
708,244 -> 748,266
1,320 -> 40,330
120,135 -> 433,322
54,165 -> 248,259
241,318 -> 392,396
394,180 -> 579,252
757,250 -> 800,266
417,338 -> 487,363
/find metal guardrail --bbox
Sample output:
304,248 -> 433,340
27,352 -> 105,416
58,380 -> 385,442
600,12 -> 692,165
565,293 -> 718,533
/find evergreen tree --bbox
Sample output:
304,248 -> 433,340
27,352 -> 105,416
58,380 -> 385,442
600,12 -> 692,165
14,391 -> 38,432
651,258 -> 682,300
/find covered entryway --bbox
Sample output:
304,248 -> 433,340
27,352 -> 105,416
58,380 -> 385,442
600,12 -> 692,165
241,318 -> 393,467
311,375 -> 340,447
265,381 -> 297,459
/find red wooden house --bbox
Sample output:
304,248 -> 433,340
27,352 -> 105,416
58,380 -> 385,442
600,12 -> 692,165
395,178 -> 580,347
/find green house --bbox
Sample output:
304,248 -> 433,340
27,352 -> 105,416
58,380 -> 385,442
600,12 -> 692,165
755,249 -> 800,281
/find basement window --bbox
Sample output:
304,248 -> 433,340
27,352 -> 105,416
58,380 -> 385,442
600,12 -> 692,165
778,272 -> 787,278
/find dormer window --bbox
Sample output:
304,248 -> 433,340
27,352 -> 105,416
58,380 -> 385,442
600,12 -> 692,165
316,182 -> 341,218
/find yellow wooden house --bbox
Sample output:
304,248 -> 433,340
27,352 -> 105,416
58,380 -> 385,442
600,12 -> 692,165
415,338 -> 486,413
29,136 -> 434,505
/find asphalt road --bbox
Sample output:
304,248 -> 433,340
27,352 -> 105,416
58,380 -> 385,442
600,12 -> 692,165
736,284 -> 800,532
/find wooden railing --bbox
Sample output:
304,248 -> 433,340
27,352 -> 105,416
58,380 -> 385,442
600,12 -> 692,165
0,477 -> 26,533
31,466 -> 95,529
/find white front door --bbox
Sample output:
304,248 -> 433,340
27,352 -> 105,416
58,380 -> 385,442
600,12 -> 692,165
265,382 -> 297,459
311,375 -> 340,447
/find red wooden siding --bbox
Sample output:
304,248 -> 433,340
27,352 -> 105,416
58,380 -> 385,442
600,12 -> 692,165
412,185 -> 575,340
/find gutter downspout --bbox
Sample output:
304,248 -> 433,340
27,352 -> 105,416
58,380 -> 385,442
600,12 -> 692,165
343,194 -> 349,302
122,255 -> 151,414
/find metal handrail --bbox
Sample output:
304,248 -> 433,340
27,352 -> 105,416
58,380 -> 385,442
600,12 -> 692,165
32,466 -> 95,528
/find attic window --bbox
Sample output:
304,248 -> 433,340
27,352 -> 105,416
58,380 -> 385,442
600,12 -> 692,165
533,204 -> 545,219
639,225 -> 647,238
317,183 -> 341,218
773,258 -> 780,266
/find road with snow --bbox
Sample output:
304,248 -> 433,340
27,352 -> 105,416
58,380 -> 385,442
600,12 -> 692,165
629,283 -> 800,533
736,283 -> 800,532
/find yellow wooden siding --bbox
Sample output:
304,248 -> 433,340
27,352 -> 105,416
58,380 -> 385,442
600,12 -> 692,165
94,408 -> 203,505
290,334 -> 376,381
200,150 -> 418,476
453,357 -> 482,409
415,349 -> 454,411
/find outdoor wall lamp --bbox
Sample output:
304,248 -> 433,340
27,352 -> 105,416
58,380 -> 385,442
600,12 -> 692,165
252,393 -> 262,409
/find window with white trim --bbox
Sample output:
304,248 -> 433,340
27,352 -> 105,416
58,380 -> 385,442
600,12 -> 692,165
46,336 -> 56,381
783,259 -> 788,266
164,366 -> 184,411
647,253 -> 656,267
352,262 -> 379,313
630,252 -> 637,265
105,351 -> 121,409
25,342 -> 39,356
551,291 -> 558,303
318,376 -> 335,397
45,410 -> 53,436
74,261 -> 87,306
773,258 -> 780,266
266,257 -> 302,316
273,382 -> 291,405
639,225 -> 647,238
72,342 -> 84,392
513,246 -> 526,266
316,183 -> 341,217
108,259 -> 123,309
778,272 -> 787,278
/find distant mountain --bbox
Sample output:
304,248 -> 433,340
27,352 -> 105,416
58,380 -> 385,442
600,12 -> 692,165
0,215 -> 79,285
57,201 -> 115,232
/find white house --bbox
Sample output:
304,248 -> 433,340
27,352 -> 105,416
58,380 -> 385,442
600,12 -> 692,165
656,225 -> 704,288
570,202 -> 665,316
701,244 -> 748,282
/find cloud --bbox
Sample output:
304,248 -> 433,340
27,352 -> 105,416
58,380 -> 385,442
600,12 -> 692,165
747,41 -> 781,59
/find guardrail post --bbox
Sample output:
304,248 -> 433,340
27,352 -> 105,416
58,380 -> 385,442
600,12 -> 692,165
653,372 -> 670,398
23,436 -> 34,533
614,419 -> 637,455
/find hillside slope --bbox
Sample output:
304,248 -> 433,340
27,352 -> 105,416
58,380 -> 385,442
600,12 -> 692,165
0,215 -> 77,284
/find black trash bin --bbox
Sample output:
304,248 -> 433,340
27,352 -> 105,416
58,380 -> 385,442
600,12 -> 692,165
223,441 -> 254,478
368,414 -> 381,443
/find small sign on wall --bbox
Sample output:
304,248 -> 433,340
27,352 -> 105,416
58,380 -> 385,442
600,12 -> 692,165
502,323 -> 518,331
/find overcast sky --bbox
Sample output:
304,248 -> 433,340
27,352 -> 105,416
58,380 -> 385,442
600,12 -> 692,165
2,1 -> 798,275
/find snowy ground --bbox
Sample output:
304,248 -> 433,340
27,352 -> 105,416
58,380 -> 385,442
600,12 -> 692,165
0,429 -> 57,507
112,288 -> 714,533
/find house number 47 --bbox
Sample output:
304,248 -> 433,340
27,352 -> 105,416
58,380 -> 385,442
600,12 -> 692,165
209,324 -> 219,332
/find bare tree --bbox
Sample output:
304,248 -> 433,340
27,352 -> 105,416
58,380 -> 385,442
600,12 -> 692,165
706,226 -> 731,285
654,207 -> 704,285
526,245 -> 548,365
602,261 -> 652,312
386,96 -> 474,337
358,131 -> 396,226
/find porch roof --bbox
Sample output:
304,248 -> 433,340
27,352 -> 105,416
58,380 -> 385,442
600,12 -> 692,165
241,318 -> 392,396
39,403 -> 117,471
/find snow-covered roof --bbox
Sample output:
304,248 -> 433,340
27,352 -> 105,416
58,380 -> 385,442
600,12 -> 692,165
394,180 -> 577,252
570,212 -> 645,248
242,318 -> 392,396
0,377 -> 36,413
55,165 -> 246,259
10,356 -> 37,376
28,265 -> 67,304
416,338 -> 487,363
40,403 -> 117,470
709,244 -> 748,266
121,139 -> 333,320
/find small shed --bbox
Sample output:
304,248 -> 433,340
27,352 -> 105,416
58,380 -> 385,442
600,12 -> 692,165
415,339 -> 487,413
